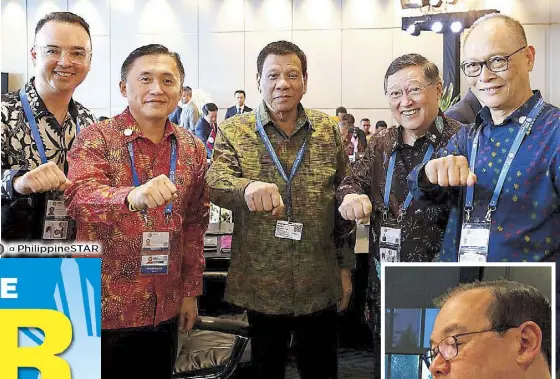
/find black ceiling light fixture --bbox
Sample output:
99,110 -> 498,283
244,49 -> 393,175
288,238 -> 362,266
401,9 -> 499,99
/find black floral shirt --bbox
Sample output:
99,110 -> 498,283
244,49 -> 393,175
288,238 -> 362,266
337,113 -> 462,264
1,78 -> 96,241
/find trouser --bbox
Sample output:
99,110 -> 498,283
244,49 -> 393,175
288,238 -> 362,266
101,316 -> 178,379
366,273 -> 382,379
247,305 -> 338,379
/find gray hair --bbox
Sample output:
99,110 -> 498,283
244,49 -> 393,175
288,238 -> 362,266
384,54 -> 440,93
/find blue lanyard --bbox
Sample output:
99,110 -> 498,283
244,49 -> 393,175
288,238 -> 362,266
19,88 -> 81,165
127,137 -> 178,218
465,98 -> 545,222
384,142 -> 434,222
256,115 -> 308,221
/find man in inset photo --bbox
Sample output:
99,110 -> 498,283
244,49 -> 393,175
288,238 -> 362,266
383,265 -> 552,379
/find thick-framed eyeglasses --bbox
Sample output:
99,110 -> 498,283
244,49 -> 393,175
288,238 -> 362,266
386,82 -> 434,101
421,326 -> 517,369
460,46 -> 527,77
35,45 -> 92,65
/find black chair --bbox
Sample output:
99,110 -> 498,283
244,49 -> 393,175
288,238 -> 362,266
173,315 -> 249,379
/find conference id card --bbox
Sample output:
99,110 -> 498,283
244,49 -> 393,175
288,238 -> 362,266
275,221 -> 303,241
458,222 -> 491,263
379,226 -> 401,263
140,231 -> 170,274
42,191 -> 73,241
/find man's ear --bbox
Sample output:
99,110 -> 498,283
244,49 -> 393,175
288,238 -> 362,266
30,46 -> 37,66
303,72 -> 308,95
435,80 -> 443,100
526,45 -> 536,72
119,81 -> 127,98
256,72 -> 261,93
516,321 -> 544,368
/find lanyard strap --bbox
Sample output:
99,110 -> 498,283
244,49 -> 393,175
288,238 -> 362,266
127,136 -> 178,217
256,115 -> 308,221
465,98 -> 545,222
384,143 -> 434,222
19,88 -> 81,165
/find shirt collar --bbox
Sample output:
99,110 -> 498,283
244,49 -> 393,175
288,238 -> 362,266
24,77 -> 79,120
393,110 -> 445,152
476,90 -> 543,128
115,107 -> 176,144
255,100 -> 314,134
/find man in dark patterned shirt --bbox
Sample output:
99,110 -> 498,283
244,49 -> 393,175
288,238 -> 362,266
1,12 -> 96,242
336,54 -> 461,377
337,54 -> 461,264
206,40 -> 355,379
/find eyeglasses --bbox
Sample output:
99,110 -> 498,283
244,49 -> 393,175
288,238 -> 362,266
386,82 -> 434,101
421,326 -> 517,369
35,45 -> 91,65
460,46 -> 526,77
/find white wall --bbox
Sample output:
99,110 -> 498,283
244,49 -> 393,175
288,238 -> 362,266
2,0 -> 559,123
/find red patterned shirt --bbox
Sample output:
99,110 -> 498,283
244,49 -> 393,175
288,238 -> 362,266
65,108 -> 209,329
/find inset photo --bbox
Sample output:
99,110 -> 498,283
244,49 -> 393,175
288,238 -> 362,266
382,264 -> 555,379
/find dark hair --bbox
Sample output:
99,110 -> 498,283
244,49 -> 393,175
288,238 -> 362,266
120,44 -> 185,83
465,13 -> 527,48
336,106 -> 348,115
98,116 -> 109,121
435,280 -> 551,368
376,120 -> 387,128
234,90 -> 246,97
257,41 -> 307,77
384,53 -> 440,93
183,86 -> 192,92
202,103 -> 218,115
341,113 -> 355,125
360,118 -> 370,123
35,12 -> 91,41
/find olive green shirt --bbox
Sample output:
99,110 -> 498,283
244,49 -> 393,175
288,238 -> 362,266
206,101 -> 355,315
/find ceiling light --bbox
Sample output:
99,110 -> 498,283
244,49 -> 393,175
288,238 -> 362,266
407,24 -> 417,34
400,0 -> 429,9
431,21 -> 443,33
450,21 -> 463,33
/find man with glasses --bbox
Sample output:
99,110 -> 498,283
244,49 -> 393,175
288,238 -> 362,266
424,280 -> 551,378
338,54 -> 461,263
337,54 -> 461,377
409,13 -> 560,262
1,11 -> 96,242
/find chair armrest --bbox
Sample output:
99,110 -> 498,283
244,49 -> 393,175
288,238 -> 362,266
194,316 -> 249,338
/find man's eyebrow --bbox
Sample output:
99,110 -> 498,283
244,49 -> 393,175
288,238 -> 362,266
429,324 -> 468,345
43,44 -> 88,51
463,51 -> 513,61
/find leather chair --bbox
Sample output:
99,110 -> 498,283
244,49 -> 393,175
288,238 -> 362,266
173,315 -> 250,379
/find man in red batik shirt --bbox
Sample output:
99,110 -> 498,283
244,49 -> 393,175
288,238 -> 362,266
65,44 -> 209,379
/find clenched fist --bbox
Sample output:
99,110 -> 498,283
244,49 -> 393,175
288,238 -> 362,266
424,155 -> 477,187
338,194 -> 373,222
244,181 -> 284,216
127,174 -> 178,210
13,161 -> 71,195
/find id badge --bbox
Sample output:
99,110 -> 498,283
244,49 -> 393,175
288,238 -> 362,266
379,226 -> 401,263
458,222 -> 491,263
140,231 -> 170,274
42,191 -> 72,240
275,221 -> 303,241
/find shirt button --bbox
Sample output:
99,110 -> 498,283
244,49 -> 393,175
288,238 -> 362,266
414,152 -> 419,157
482,168 -> 487,173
